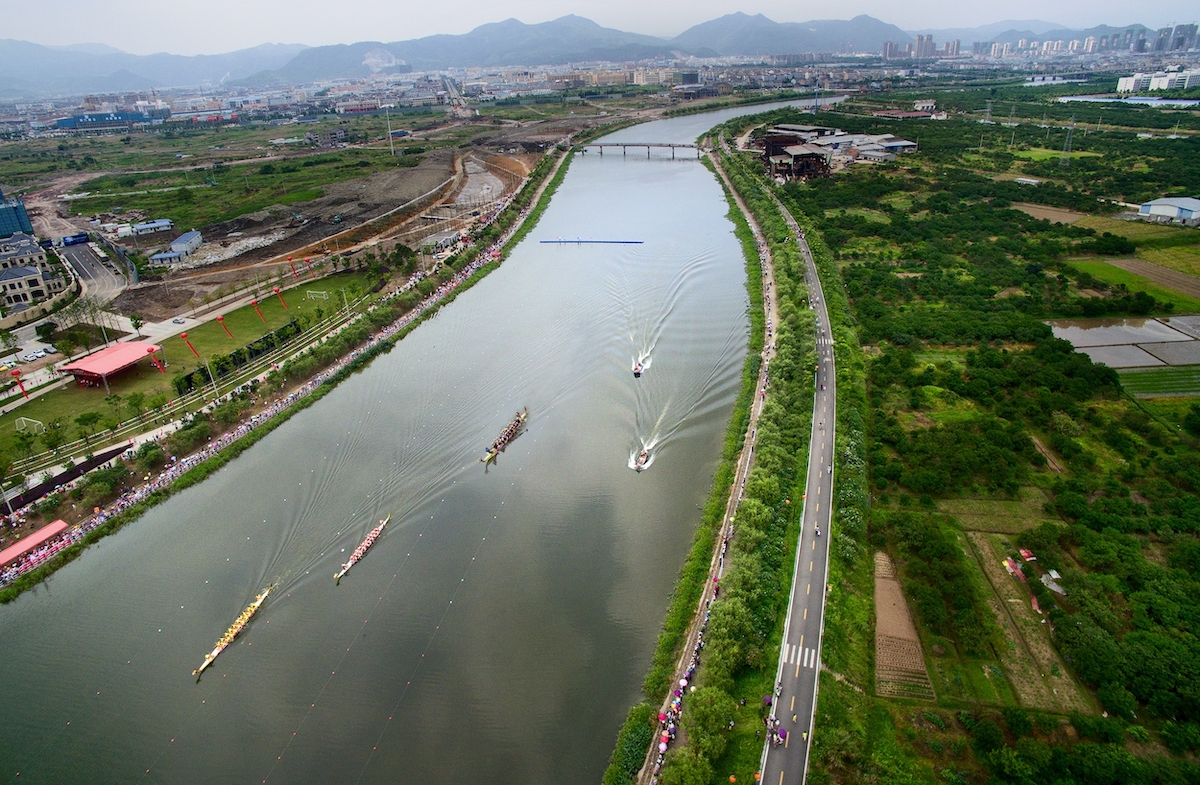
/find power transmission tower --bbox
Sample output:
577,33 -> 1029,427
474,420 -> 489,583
1060,117 -> 1075,167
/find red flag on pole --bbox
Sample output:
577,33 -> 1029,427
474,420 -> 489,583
10,369 -> 27,399
251,299 -> 266,324
274,287 -> 288,310
217,315 -> 234,340
181,332 -> 200,359
146,346 -> 165,373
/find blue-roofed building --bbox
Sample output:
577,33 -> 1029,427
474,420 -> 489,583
132,218 -> 174,235
1139,197 -> 1200,226
0,187 -> 33,238
170,230 -> 202,256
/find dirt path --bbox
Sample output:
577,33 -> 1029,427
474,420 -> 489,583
1105,257 -> 1200,299
1030,435 -> 1065,473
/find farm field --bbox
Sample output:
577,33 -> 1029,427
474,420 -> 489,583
965,531 -> 1093,714
1065,259 -> 1200,313
1118,365 -> 1200,397
936,486 -> 1056,534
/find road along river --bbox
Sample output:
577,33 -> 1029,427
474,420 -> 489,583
0,100 -> 818,785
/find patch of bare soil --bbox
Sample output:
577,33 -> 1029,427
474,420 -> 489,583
108,151 -> 458,321
995,286 -> 1026,298
1013,203 -> 1086,224
874,551 -> 936,701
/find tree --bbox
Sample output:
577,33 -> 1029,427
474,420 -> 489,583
681,687 -> 737,762
13,430 -> 37,460
55,338 -> 77,358
74,411 -> 102,439
658,749 -> 713,785
146,393 -> 168,413
41,420 -> 67,453
0,451 -> 13,514
130,314 -> 145,337
104,394 -> 124,422
0,328 -> 15,353
125,392 -> 146,419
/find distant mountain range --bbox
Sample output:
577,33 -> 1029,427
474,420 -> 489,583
0,14 -> 1170,99
247,13 -> 911,86
0,41 -> 309,99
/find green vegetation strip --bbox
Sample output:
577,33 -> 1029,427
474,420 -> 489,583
1118,365 -> 1200,398
1,147 -> 570,605
602,151 -> 772,785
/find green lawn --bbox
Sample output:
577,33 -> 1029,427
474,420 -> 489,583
1118,365 -> 1200,398
0,271 -> 376,459
1065,259 -> 1200,313
936,487 -> 1056,534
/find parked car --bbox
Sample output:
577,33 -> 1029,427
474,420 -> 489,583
172,317 -> 186,324
20,353 -> 38,362
32,349 -> 46,359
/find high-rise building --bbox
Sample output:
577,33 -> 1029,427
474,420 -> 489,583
1083,36 -> 1097,53
882,41 -> 902,59
1172,24 -> 1198,50
914,34 -> 936,58
945,39 -> 960,56
0,188 -> 33,239
1154,27 -> 1173,51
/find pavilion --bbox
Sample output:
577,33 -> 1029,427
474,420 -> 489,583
60,341 -> 164,393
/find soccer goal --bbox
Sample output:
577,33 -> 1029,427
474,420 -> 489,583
15,417 -> 45,434
306,290 -> 329,301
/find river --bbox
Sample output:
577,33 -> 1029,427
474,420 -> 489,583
0,100 -> 815,784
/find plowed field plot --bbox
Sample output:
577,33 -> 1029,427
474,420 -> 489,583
874,552 -> 935,701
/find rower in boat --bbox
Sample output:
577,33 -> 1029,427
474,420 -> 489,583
481,408 -> 528,463
635,449 -> 650,471
633,362 -> 643,378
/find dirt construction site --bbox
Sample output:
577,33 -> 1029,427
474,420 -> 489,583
32,114 -> 611,322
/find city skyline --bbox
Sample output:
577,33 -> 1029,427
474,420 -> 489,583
7,1 -> 1197,57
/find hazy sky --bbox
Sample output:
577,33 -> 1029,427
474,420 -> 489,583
12,0 -> 1198,56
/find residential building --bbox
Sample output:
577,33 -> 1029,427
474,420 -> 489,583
0,188 -> 33,238
1171,23 -> 1197,50
0,265 -> 65,308
305,128 -> 346,147
0,232 -> 51,272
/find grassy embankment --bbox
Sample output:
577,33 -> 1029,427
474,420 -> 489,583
0,145 -> 572,604
601,150 -> 774,785
604,135 -> 823,783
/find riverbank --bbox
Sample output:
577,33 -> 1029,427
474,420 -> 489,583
0,142 -> 577,604
602,110 -> 835,781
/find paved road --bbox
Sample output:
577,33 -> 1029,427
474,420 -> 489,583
58,242 -> 126,303
760,195 -> 836,785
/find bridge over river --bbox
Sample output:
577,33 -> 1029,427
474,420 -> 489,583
579,142 -> 701,159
